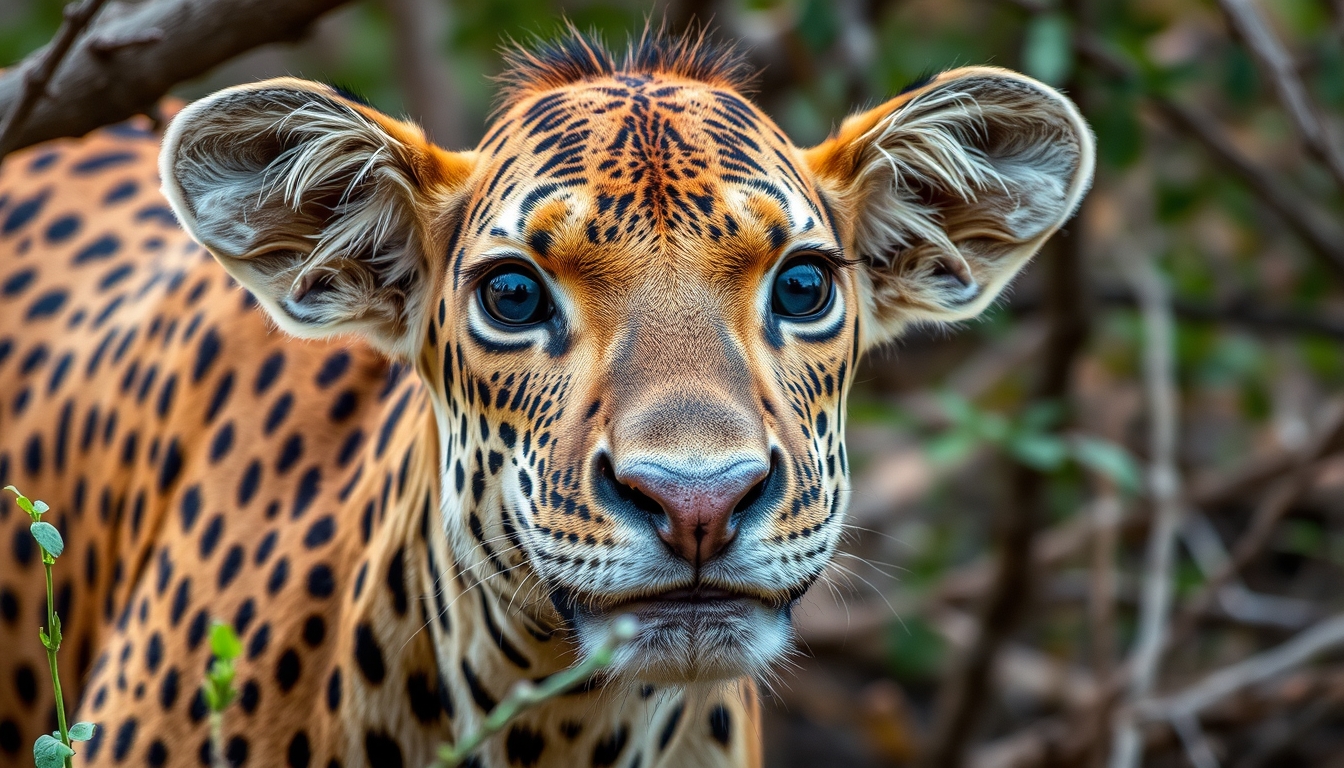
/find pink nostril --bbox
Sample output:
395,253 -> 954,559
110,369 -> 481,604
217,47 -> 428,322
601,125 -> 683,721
614,458 -> 769,565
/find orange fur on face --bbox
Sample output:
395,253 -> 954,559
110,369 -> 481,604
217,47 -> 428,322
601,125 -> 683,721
0,29 -> 1091,768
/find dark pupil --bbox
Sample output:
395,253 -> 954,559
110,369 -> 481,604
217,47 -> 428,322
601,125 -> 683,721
485,270 -> 543,324
773,261 -> 828,317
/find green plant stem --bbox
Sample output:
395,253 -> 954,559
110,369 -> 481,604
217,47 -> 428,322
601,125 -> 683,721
209,712 -> 226,768
430,617 -> 637,768
42,554 -> 72,768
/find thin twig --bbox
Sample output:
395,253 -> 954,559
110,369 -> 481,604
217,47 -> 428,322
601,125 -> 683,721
1216,0 -> 1344,191
0,0 -> 110,160
431,617 -> 638,768
1139,614 -> 1344,720
1166,404 -> 1344,650
1110,236 -> 1182,768
1087,490 -> 1121,766
1172,714 -> 1221,768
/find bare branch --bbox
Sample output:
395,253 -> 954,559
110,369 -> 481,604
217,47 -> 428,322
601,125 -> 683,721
1140,614 -> 1344,720
1172,714 -> 1222,768
1110,231 -> 1182,768
1217,0 -> 1344,191
1167,404 -> 1344,649
0,0 -> 353,158
0,0 -> 111,159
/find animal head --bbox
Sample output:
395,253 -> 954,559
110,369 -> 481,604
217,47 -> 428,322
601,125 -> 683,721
160,30 -> 1093,683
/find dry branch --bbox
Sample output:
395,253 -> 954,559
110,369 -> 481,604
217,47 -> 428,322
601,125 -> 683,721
1217,0 -> 1344,192
1140,614 -> 1344,720
0,0 -> 110,158
0,0 -> 353,158
1167,404 -> 1344,650
1111,236 -> 1182,768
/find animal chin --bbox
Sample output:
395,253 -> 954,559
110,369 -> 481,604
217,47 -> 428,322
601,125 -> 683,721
568,587 -> 794,684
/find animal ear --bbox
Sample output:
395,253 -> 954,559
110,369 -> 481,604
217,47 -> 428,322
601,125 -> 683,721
160,77 -> 476,357
804,67 -> 1094,348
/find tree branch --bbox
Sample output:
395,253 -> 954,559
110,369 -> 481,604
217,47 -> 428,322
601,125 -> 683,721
1217,0 -> 1344,192
0,0 -> 353,158
1110,237 -> 1183,768
0,0 -> 111,159
1166,404 -> 1344,650
1139,614 -> 1344,721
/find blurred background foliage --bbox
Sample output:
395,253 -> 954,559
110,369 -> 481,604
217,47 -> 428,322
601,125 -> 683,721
5,0 -> 1344,765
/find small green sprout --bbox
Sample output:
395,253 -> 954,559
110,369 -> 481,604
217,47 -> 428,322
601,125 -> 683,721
5,486 -> 97,768
202,621 -> 242,768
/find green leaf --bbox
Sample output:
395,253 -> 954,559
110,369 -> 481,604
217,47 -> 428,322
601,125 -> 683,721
34,734 -> 75,768
1008,432 -> 1068,471
32,500 -> 49,515
69,722 -> 96,742
4,486 -> 34,515
1070,436 -> 1142,493
209,621 -> 242,661
936,391 -> 977,426
925,428 -> 979,466
974,412 -> 1011,444
1017,400 -> 1064,434
1022,12 -> 1073,86
30,521 -> 64,558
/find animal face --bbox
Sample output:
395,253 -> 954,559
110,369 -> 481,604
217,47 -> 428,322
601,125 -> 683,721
160,33 -> 1093,683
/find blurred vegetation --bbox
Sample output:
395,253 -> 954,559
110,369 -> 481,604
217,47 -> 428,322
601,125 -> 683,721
5,0 -> 1344,765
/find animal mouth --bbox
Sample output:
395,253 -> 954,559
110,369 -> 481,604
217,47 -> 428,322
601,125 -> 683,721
604,584 -> 765,624
643,586 -> 743,603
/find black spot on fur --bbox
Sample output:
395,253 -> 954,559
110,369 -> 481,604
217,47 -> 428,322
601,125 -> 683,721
276,648 -> 301,692
505,725 -> 546,766
364,732 -> 404,768
287,732 -> 311,768
709,705 -> 732,746
591,724 -> 629,767
354,623 -> 385,684
406,672 -> 441,724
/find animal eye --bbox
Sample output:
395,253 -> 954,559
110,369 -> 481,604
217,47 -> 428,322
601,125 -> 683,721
771,257 -> 832,318
479,265 -> 552,326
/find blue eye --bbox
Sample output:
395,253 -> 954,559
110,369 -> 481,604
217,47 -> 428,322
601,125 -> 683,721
479,266 -> 552,326
771,258 -> 832,318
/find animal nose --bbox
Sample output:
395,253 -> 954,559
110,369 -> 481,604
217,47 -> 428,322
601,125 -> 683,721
613,457 -> 770,564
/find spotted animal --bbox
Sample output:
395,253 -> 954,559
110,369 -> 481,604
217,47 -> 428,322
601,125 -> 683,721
0,29 -> 1093,768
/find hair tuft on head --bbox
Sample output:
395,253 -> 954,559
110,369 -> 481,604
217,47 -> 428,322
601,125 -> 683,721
497,20 -> 752,109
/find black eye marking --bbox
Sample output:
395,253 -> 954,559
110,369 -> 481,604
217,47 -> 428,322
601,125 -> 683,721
478,264 -> 553,327
771,256 -> 833,319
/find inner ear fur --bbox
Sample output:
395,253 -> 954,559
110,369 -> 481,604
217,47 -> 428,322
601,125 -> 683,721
805,66 -> 1095,347
159,77 -> 475,358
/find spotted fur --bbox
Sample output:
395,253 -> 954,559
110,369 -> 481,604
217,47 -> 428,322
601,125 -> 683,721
0,29 -> 1092,767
